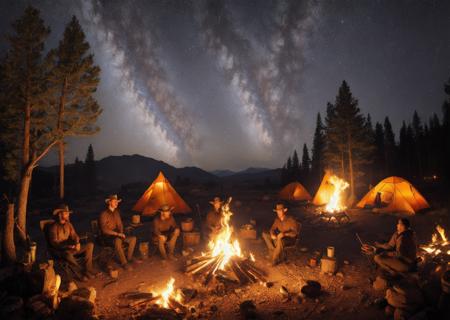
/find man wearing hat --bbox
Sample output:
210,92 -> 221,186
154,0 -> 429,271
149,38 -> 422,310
153,204 -> 180,260
99,195 -> 137,271
205,197 -> 224,241
48,204 -> 95,280
262,203 -> 300,266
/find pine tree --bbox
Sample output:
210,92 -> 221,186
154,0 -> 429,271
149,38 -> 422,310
412,111 -> 424,177
286,156 -> 293,183
292,150 -> 300,181
364,114 -> 375,185
442,78 -> 450,184
383,117 -> 396,176
1,7 -> 58,240
301,143 -> 311,183
84,144 -> 97,194
49,16 -> 102,200
311,113 -> 325,186
324,81 -> 373,202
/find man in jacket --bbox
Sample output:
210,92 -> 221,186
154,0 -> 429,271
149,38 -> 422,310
153,205 -> 180,260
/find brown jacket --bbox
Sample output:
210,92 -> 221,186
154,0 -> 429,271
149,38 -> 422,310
385,229 -> 417,263
99,208 -> 123,236
270,215 -> 300,238
153,215 -> 178,236
48,221 -> 79,250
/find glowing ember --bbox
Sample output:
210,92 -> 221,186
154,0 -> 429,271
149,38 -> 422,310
436,225 -> 448,243
324,175 -> 349,213
155,278 -> 182,309
420,225 -> 450,262
249,253 -> 256,262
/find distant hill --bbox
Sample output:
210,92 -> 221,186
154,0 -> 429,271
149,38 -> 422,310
40,154 -> 218,191
221,168 -> 281,185
211,169 -> 236,177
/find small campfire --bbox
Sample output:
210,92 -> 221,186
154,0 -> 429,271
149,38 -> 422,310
316,175 -> 350,223
420,225 -> 450,264
185,198 -> 267,285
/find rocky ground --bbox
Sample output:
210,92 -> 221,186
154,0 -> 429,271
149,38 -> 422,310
20,189 -> 450,319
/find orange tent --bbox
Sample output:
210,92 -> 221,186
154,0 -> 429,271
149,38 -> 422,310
312,171 -> 336,206
279,182 -> 312,201
356,176 -> 429,214
133,171 -> 192,216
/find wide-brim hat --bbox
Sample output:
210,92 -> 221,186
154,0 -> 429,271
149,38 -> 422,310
159,204 -> 175,212
105,194 -> 122,204
209,197 -> 223,206
273,203 -> 288,213
53,204 -> 72,216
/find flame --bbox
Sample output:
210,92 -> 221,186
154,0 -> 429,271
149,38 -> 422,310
249,253 -> 255,262
208,201 -> 243,270
324,175 -> 349,213
436,225 -> 447,242
155,278 -> 182,309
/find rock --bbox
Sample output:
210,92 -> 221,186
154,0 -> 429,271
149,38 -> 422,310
71,287 -> 96,304
56,295 -> 96,320
210,305 -> 218,312
239,300 -> 258,319
180,288 -> 197,303
301,280 -> 321,299
280,286 -> 289,298
373,276 -> 388,291
26,295 -> 52,319
264,282 -> 273,288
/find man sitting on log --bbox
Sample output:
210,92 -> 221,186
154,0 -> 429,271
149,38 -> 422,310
153,205 -> 180,261
99,194 -> 137,271
205,197 -> 223,241
363,218 -> 417,274
262,203 -> 300,266
47,204 -> 96,281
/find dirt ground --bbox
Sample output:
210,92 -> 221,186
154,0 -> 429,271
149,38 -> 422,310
26,189 -> 450,320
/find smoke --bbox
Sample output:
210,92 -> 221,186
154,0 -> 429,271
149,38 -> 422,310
79,0 -> 200,163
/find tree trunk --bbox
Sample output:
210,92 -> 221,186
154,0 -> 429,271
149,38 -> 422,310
2,204 -> 16,264
59,141 -> 65,200
17,165 -> 33,242
347,139 -> 355,206
57,79 -> 67,200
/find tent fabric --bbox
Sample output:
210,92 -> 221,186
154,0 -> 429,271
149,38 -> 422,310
356,176 -> 430,214
132,171 -> 192,216
279,182 -> 312,201
312,171 -> 335,206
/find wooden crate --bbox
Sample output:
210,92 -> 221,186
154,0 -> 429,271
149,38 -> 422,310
182,231 -> 200,247
239,228 -> 257,240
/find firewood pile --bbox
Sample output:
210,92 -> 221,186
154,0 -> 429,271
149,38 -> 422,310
186,254 -> 267,286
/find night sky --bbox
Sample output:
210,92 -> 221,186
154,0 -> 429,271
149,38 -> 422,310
1,0 -> 449,171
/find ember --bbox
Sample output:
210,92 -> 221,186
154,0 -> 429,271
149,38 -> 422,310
152,278 -> 187,313
186,198 -> 267,285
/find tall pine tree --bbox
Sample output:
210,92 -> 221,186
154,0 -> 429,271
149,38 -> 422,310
383,117 -> 396,176
84,144 -> 97,195
291,150 -> 300,181
49,16 -> 102,200
311,113 -> 325,187
301,143 -> 311,184
324,81 -> 373,203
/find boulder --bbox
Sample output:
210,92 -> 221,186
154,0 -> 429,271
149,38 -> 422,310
55,295 -> 96,320
373,276 -> 389,291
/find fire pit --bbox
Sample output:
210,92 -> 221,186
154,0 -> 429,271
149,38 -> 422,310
185,198 -> 267,286
420,225 -> 450,264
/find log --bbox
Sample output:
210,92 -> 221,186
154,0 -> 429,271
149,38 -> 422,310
186,258 -> 216,274
129,295 -> 160,308
203,256 -> 224,285
229,260 -> 250,284
241,260 -> 267,278
235,260 -> 258,283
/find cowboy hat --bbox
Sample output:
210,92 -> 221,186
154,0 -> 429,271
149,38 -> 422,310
53,204 -> 72,216
159,204 -> 175,212
209,197 -> 223,205
273,203 -> 288,213
105,194 -> 122,204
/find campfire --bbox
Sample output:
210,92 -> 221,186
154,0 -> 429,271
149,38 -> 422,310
186,198 -> 267,285
420,225 -> 450,264
324,175 -> 349,213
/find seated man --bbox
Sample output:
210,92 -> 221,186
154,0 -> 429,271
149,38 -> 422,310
262,203 -> 300,266
205,197 -> 223,241
47,204 -> 95,280
99,194 -> 137,271
153,205 -> 180,261
363,218 -> 417,274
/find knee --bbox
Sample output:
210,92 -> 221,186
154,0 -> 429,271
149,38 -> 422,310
173,228 -> 180,236
86,242 -> 94,251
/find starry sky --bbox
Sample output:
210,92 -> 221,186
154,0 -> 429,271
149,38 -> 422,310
1,0 -> 449,171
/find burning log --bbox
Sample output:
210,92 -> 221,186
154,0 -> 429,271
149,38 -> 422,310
420,225 -> 450,264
